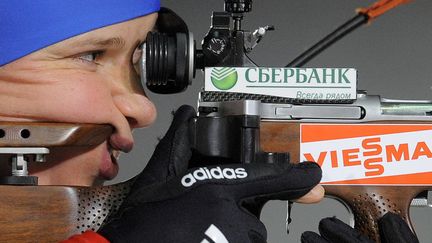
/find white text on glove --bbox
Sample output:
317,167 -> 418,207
181,167 -> 248,187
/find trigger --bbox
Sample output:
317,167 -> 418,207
286,201 -> 293,234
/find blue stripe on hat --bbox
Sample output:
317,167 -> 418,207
0,0 -> 160,66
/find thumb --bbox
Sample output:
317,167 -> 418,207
133,105 -> 196,187
232,162 -> 322,202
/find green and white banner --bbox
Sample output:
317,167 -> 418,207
205,67 -> 357,100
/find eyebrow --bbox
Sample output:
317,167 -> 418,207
70,37 -> 126,49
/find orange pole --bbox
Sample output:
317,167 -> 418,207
357,0 -> 412,21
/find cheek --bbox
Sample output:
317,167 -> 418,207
42,78 -> 115,122
0,71 -> 117,124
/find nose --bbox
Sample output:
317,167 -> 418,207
111,64 -> 157,129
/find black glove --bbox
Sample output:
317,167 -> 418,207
99,105 -> 322,243
301,212 -> 419,243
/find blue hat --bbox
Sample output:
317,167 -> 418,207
0,0 -> 160,66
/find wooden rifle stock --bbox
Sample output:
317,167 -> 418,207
261,122 -> 428,242
0,122 -> 113,147
0,180 -> 133,242
0,122 -> 121,242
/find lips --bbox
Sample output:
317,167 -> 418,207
99,135 -> 134,180
109,133 -> 134,153
99,143 -> 119,180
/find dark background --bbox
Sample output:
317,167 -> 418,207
110,1 -> 432,241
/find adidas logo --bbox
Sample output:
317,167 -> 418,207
181,166 -> 248,187
201,224 -> 228,243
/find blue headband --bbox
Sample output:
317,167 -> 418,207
0,0 -> 160,66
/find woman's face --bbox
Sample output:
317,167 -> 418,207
0,14 -> 158,186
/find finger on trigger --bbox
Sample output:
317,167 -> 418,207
293,185 -> 325,204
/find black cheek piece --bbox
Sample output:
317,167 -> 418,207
143,7 -> 195,94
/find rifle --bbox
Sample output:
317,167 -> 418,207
0,1 -> 426,242
145,0 -> 429,242
192,94 -> 432,242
